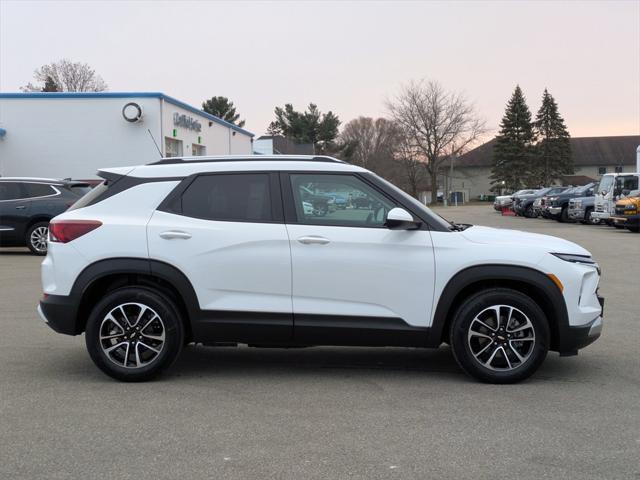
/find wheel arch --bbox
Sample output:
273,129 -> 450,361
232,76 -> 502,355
71,258 -> 199,338
429,264 -> 568,352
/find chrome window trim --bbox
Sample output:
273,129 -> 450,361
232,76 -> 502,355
0,183 -> 62,202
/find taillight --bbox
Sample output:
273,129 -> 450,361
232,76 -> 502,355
49,220 -> 102,243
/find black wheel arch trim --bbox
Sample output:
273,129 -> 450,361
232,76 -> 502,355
66,257 -> 200,334
428,264 -> 570,352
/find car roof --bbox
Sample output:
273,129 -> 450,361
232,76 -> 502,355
0,177 -> 65,185
102,155 -> 366,179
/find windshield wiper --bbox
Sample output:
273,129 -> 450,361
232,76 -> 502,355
449,222 -> 471,231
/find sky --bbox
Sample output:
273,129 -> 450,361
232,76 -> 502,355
1,0 -> 639,140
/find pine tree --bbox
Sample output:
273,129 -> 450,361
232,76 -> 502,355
41,75 -> 59,92
201,96 -> 245,127
530,89 -> 572,186
490,85 -> 535,192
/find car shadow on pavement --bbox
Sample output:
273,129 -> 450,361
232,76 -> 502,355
166,344 -> 466,381
0,248 -> 34,256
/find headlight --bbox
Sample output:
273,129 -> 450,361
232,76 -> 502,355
624,205 -> 637,211
574,200 -> 582,208
552,253 -> 600,275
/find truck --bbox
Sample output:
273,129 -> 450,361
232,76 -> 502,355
591,172 -> 640,225
610,189 -> 640,232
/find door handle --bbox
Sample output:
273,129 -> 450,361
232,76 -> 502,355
297,235 -> 330,245
159,230 -> 192,240
15,205 -> 26,210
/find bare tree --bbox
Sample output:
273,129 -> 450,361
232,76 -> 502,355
21,59 -> 107,92
340,117 -> 399,169
393,131 -> 427,199
387,80 -> 486,203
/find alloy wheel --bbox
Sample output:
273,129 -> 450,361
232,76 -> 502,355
99,303 -> 166,369
467,304 -> 536,371
30,226 -> 49,253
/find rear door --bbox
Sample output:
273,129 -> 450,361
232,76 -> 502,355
0,182 -> 30,245
147,172 -> 293,343
282,172 -> 435,345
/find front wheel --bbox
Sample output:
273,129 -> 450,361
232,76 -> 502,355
450,288 -> 549,384
85,287 -> 184,382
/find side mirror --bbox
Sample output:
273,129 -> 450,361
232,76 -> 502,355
385,208 -> 420,230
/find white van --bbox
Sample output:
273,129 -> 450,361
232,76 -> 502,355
591,173 -> 640,224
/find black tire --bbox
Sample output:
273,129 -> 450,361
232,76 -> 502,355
583,207 -> 595,224
26,221 -> 49,255
449,288 -> 549,384
85,287 -> 184,382
559,206 -> 569,223
524,205 -> 534,218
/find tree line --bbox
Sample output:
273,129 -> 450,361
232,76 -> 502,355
22,59 -> 573,201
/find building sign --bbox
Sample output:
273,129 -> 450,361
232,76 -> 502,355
173,112 -> 202,132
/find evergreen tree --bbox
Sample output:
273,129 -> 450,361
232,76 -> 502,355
490,85 -> 535,192
530,89 -> 572,186
268,103 -> 341,154
41,75 -> 60,92
201,96 -> 245,127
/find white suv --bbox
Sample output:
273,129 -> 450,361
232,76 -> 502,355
38,156 -> 604,383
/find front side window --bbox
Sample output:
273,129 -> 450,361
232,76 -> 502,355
0,182 -> 23,201
289,174 -> 395,227
181,174 -> 273,222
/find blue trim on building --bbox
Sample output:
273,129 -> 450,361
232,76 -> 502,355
0,128 -> 6,138
0,92 -> 254,137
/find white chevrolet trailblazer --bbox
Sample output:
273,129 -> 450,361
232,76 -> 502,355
38,156 -> 604,383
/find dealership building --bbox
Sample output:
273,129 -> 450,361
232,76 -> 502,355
0,92 -> 254,179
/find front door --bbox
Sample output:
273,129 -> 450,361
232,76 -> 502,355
283,173 -> 435,346
147,172 -> 292,342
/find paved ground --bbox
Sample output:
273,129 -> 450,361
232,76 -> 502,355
1,205 -> 638,480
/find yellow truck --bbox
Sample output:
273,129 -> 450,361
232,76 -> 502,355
611,190 -> 640,233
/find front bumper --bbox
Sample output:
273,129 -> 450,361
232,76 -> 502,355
568,208 -> 585,220
557,295 -> 604,356
591,211 -> 611,220
38,294 -> 81,335
547,206 -> 562,215
611,214 -> 639,227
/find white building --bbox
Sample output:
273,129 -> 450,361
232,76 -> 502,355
0,92 -> 254,179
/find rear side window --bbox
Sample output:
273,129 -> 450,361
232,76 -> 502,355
181,174 -> 273,222
67,181 -> 108,211
23,183 -> 56,198
0,182 -> 23,201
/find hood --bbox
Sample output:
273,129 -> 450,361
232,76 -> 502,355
616,197 -> 640,206
461,225 -> 591,256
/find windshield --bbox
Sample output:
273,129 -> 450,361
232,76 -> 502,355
368,173 -> 453,230
574,183 -> 593,194
597,175 -> 614,194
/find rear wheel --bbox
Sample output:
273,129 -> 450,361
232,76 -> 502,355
85,287 -> 184,382
26,221 -> 49,255
450,288 -> 549,384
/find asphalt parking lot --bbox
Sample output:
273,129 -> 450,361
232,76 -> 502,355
1,205 -> 638,480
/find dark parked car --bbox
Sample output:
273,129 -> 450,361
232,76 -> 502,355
514,187 -> 567,218
546,183 -> 596,222
0,178 -> 92,254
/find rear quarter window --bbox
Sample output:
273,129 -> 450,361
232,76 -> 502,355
67,182 -> 108,211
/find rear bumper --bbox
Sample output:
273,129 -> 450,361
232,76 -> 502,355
38,294 -> 80,335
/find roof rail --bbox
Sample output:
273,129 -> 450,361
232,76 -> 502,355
148,155 -> 346,166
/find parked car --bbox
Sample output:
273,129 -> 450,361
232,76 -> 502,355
39,156 -> 604,384
493,189 -> 536,211
0,177 -> 92,254
513,188 -> 550,217
539,187 -> 571,218
610,189 -> 640,232
546,183 -> 597,222
568,195 -> 598,224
